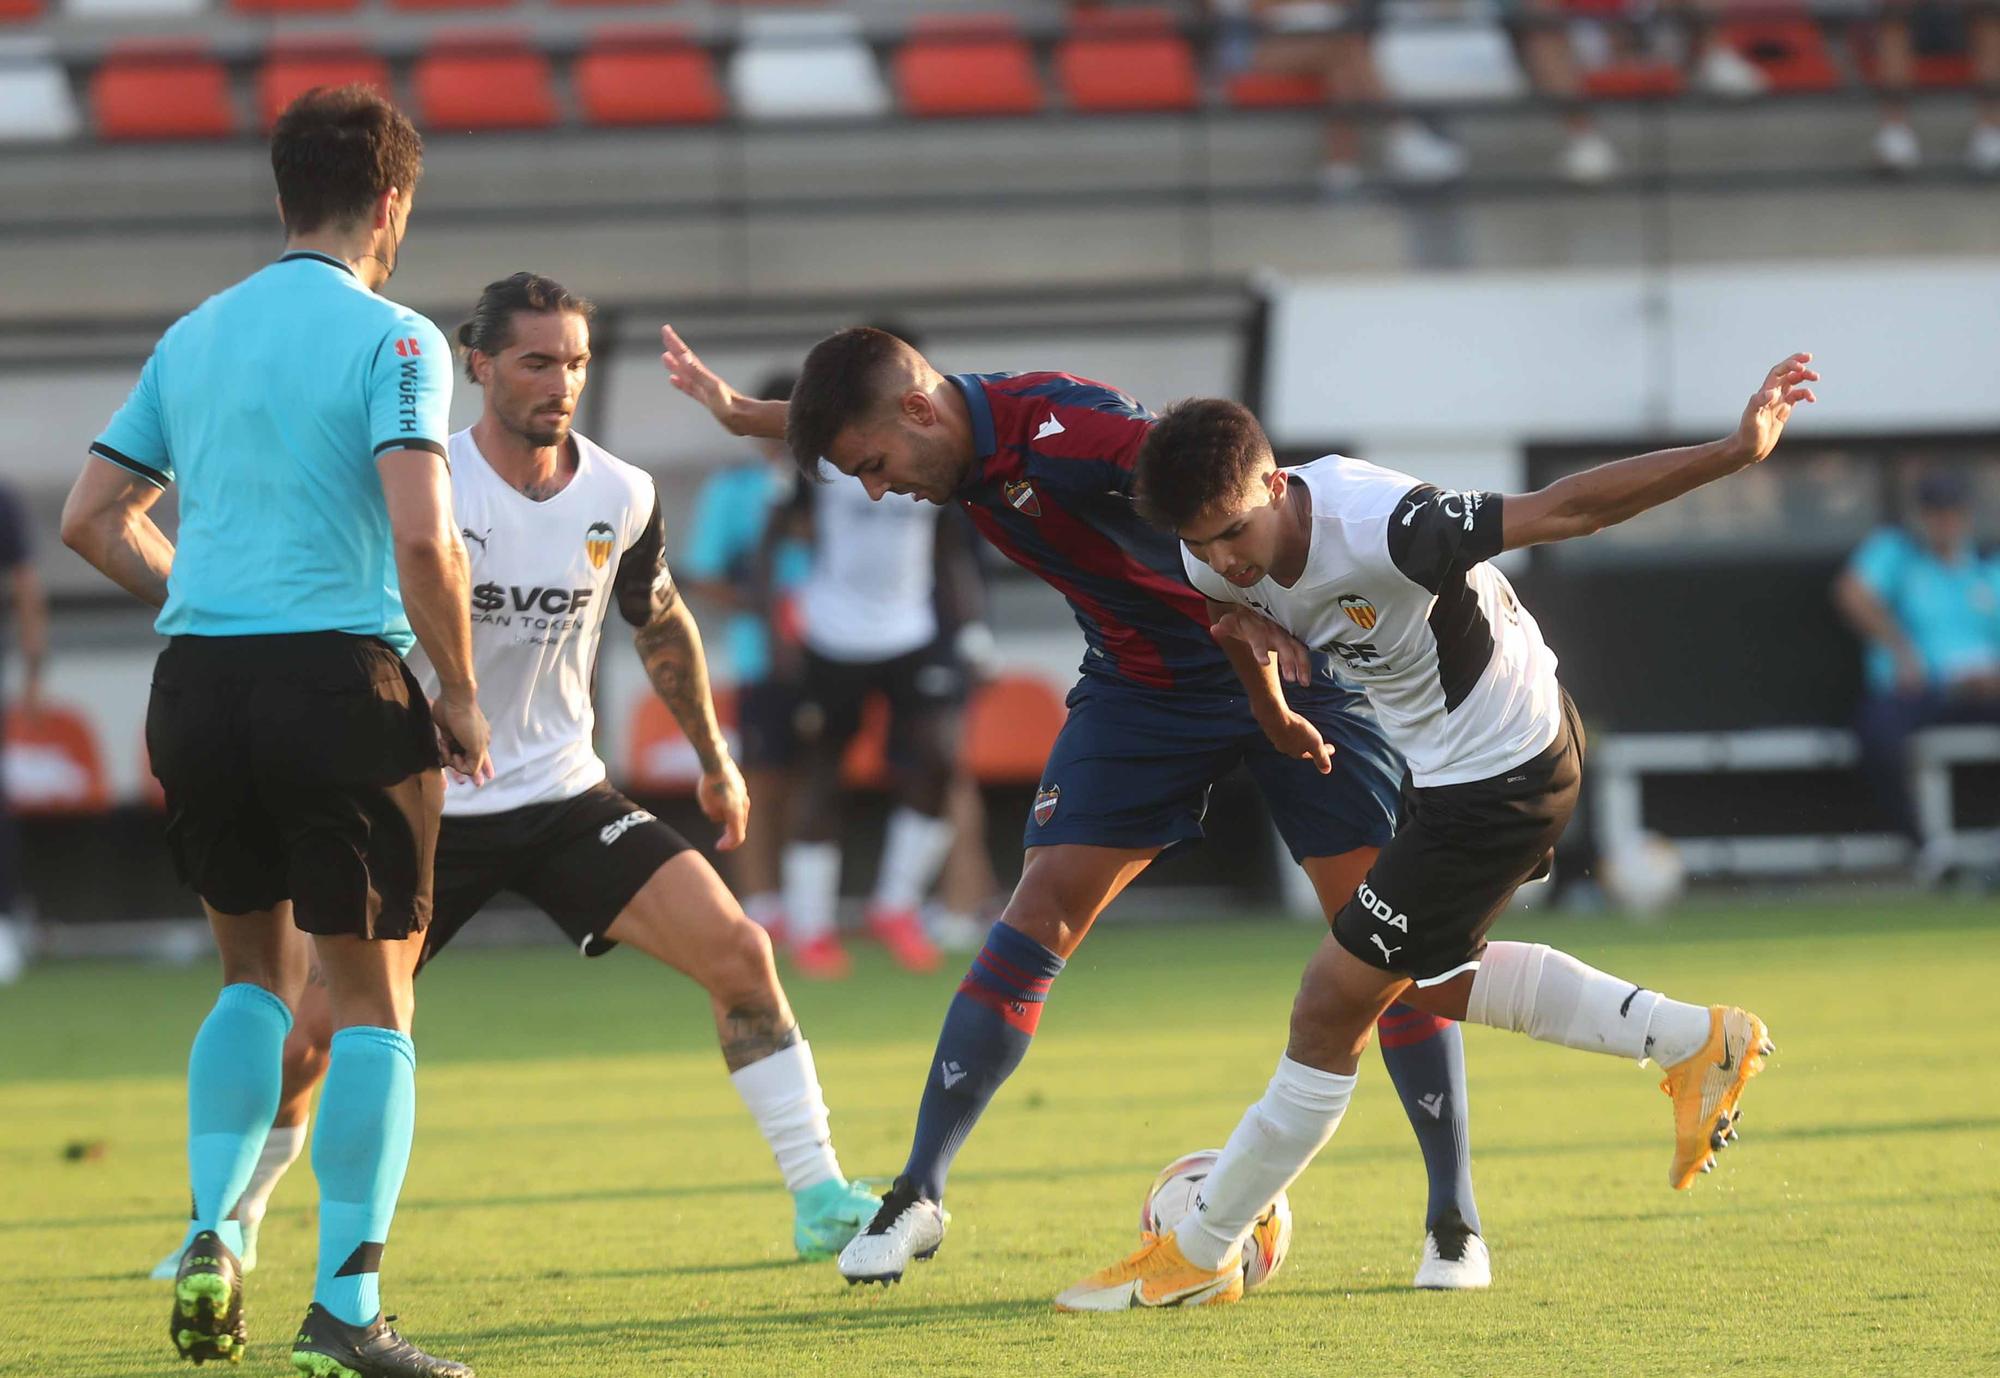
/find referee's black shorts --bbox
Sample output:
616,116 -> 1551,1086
1333,691 -> 1585,987
145,631 -> 442,940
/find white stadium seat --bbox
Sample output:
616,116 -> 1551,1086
0,40 -> 79,142
728,11 -> 890,122
65,0 -> 208,17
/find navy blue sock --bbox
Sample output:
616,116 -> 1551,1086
1377,1002 -> 1481,1236
901,922 -> 1065,1202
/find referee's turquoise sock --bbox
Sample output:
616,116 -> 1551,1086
186,982 -> 291,1259
313,1026 -> 417,1327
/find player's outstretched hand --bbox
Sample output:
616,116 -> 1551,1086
698,756 -> 750,851
433,688 -> 494,786
1732,352 -> 1819,465
660,325 -> 743,433
1211,608 -> 1314,686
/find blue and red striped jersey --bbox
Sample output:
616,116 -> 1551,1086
950,371 -> 1240,692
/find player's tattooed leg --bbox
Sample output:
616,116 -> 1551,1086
718,1003 -> 802,1072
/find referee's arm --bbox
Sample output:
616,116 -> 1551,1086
61,458 -> 174,608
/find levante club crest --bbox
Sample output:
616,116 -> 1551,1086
1338,594 -> 1378,630
1005,480 -> 1041,518
1033,784 -> 1060,826
585,521 -> 616,569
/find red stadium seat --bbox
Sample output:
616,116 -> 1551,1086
0,0 -> 48,23
390,0 -> 512,12
625,690 -> 886,794
575,27 -> 723,126
5,705 -> 111,816
1225,70 -> 1327,109
1712,15 -> 1842,93
1057,6 -> 1198,113
258,42 -> 391,130
895,13 -> 1044,118
414,31 -> 559,132
959,675 -> 1067,785
231,0 -> 360,14
92,43 -> 236,142
1581,60 -> 1684,99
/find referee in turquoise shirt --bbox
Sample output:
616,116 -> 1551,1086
62,86 -> 487,1378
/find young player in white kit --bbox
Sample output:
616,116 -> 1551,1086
147,274 -> 881,1278
1056,353 -> 1816,1310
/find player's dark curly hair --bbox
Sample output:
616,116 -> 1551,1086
786,327 -> 920,479
454,273 -> 596,382
1132,397 -> 1276,531
270,85 -> 424,236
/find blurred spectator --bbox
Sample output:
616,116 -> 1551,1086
1833,471 -> 2000,881
1213,0 -> 1618,189
678,370 -> 810,936
1661,0 -> 1771,96
0,481 -> 47,931
1869,1 -> 2000,174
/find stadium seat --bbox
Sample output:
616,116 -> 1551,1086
0,41 -> 81,141
1225,69 -> 1328,109
231,0 -> 360,14
626,689 -> 739,795
960,674 -> 1067,784
66,0 -> 206,17
257,42 -> 391,130
414,31 -> 559,132
730,10 -> 891,120
389,0 -> 513,12
4,704 -> 111,816
0,0 -> 46,23
575,26 -> 723,126
91,43 -> 236,142
1056,6 -> 1199,113
1581,60 -> 1684,100
1376,16 -> 1531,103
895,13 -> 1044,118
1711,14 -> 1841,93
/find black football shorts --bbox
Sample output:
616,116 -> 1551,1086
1333,691 -> 1585,986
145,632 -> 442,940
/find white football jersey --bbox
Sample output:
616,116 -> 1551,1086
797,463 -> 938,663
407,428 -> 667,815
1185,455 -> 1562,788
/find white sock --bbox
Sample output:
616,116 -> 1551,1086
1466,941 -> 1713,1066
1174,1056 -> 1355,1271
233,1118 -> 309,1224
782,842 -> 841,944
870,808 -> 954,913
728,1040 -> 842,1194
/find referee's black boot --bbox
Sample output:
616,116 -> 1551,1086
170,1228 -> 247,1365
290,1303 -> 474,1378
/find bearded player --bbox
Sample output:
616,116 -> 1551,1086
147,275 -> 881,1286
662,326 -> 1491,1290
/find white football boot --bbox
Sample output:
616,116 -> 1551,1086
837,1178 -> 949,1285
1414,1222 -> 1491,1290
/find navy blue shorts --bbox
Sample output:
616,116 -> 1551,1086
1024,675 -> 1401,862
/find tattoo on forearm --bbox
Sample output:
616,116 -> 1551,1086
718,1003 -> 800,1071
634,603 -> 722,770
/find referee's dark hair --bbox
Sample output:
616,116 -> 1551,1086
270,85 -> 424,236
787,327 -> 922,479
454,273 -> 597,383
1132,398 -> 1276,532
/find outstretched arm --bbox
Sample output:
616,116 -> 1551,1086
1501,353 -> 1819,551
660,325 -> 789,441
1208,599 -> 1332,774
634,586 -> 748,850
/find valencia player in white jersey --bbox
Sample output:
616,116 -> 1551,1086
148,274 -> 881,1279
1056,354 -> 1816,1310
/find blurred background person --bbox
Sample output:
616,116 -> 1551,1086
0,478 -> 47,980
679,371 -> 811,939
1834,469 -> 2000,884
1868,0 -> 2000,173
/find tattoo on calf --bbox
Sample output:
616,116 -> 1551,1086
719,1005 -> 801,1071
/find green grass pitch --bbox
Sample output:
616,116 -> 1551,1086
3,896 -> 1997,1377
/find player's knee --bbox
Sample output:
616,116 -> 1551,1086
997,892 -> 1078,957
704,915 -> 779,1003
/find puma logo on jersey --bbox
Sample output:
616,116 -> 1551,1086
1034,414 -> 1066,441
599,809 -> 655,846
462,527 -> 490,556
